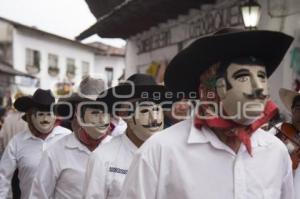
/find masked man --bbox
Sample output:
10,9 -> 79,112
0,89 -> 70,199
82,74 -> 167,199
119,28 -> 294,199
29,76 -> 113,199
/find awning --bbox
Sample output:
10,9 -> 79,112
0,60 -> 35,78
76,0 -> 216,40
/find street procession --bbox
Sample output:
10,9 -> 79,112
1,0 -> 300,199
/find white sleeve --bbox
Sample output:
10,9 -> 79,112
294,167 -> 300,199
119,151 -> 158,199
0,138 -> 17,199
83,152 -> 108,199
28,150 -> 58,199
281,150 -> 295,199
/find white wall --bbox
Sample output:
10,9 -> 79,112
257,0 -> 300,117
124,0 -> 243,78
12,28 -> 95,94
94,54 -> 125,87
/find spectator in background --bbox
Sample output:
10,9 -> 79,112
0,92 -> 28,199
0,106 -> 5,131
0,92 -> 27,155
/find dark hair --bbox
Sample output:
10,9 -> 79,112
292,95 -> 300,109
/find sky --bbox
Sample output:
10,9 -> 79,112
0,0 -> 126,47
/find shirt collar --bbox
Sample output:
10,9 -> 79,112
23,130 -> 36,140
122,133 -> 138,154
65,133 -> 91,154
65,133 -> 112,154
187,120 -> 272,155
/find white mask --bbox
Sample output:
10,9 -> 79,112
31,111 -> 56,134
79,107 -> 110,139
127,101 -> 164,141
216,63 -> 268,124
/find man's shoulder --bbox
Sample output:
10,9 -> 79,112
52,125 -> 72,136
139,119 -> 192,153
10,130 -> 30,142
254,128 -> 288,153
45,133 -> 73,153
150,119 -> 191,141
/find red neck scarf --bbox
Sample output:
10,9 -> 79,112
77,128 -> 108,151
108,122 -> 116,135
194,100 -> 278,156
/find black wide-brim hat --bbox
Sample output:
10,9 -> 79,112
14,89 -> 55,112
54,93 -> 111,118
97,74 -> 178,111
164,28 -> 294,96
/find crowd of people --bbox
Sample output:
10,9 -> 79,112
0,28 -> 299,199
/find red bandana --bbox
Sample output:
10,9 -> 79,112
109,122 -> 116,135
77,128 -> 108,151
194,100 -> 278,156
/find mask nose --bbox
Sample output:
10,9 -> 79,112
251,74 -> 264,96
149,106 -> 160,123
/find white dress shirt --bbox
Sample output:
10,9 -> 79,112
119,119 -> 294,199
0,125 -> 71,199
29,132 -> 111,199
83,133 -> 137,199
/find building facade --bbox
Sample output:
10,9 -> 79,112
79,0 -> 300,117
0,17 -> 125,96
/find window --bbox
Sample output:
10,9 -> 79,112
66,58 -> 76,79
25,48 -> 40,74
105,67 -> 113,87
48,54 -> 59,77
81,61 -> 90,78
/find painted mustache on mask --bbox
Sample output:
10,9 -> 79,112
95,123 -> 110,128
142,122 -> 163,128
40,121 -> 51,125
243,91 -> 268,100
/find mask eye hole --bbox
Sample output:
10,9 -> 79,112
257,72 -> 266,82
152,107 -> 160,111
140,109 -> 149,114
234,74 -> 249,82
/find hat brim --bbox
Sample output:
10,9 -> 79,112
14,96 -> 33,112
21,114 -> 27,122
55,92 -> 112,117
279,88 -> 300,112
97,84 -> 179,113
98,84 -> 170,103
14,96 -> 52,112
165,30 -> 294,96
